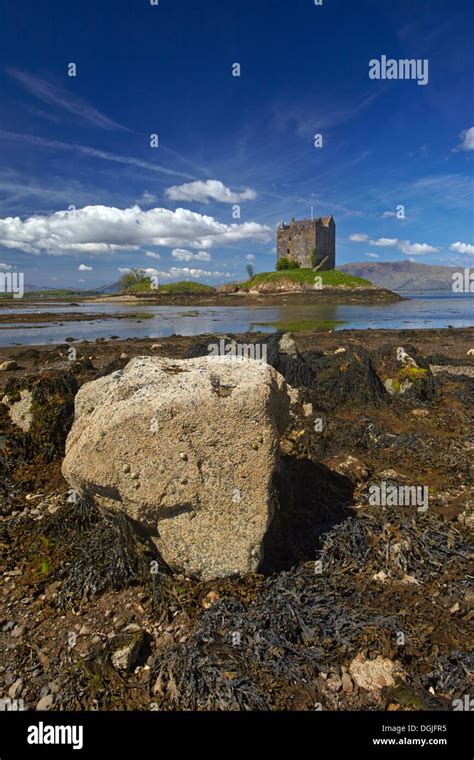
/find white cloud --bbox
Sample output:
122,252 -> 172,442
0,130 -> 192,180
246,254 -> 256,262
78,278 -> 85,282
458,127 -> 474,151
0,204 -> 271,255
369,237 -> 398,247
365,252 -> 379,258
349,233 -> 369,242
382,211 -> 396,218
139,191 -> 157,205
171,248 -> 211,262
144,251 -> 161,260
151,267 -> 231,280
0,262 -> 12,270
118,267 -> 131,273
449,241 -> 474,255
399,241 -> 439,255
78,264 -> 93,271
165,179 -> 257,204
6,68 -> 129,132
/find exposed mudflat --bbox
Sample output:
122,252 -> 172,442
0,327 -> 472,711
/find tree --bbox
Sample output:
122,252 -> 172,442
118,268 -> 152,291
310,247 -> 318,268
246,263 -> 255,280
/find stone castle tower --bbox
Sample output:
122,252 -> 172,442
277,215 -> 335,270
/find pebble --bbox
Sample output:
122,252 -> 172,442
8,678 -> 23,699
0,360 -> 18,371
36,694 -> 54,711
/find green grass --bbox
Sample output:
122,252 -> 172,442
129,280 -> 215,294
240,268 -> 372,289
255,319 -> 347,332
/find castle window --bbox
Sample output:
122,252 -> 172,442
287,248 -> 290,254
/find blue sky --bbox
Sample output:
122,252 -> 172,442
0,0 -> 473,288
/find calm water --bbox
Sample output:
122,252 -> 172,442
0,293 -> 473,346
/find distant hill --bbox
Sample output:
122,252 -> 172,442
339,261 -> 461,292
93,281 -> 121,294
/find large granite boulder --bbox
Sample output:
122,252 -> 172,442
62,356 -> 290,580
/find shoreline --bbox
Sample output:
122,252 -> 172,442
1,325 -> 473,370
0,287 -> 404,310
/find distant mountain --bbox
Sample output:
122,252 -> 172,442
92,281 -> 121,294
339,261 -> 462,292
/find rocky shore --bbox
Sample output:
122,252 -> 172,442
0,327 -> 472,711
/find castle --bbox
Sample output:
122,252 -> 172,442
277,215 -> 336,270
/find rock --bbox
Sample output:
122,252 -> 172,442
334,347 -> 346,355
110,630 -> 144,671
36,694 -> 54,711
411,408 -> 429,417
342,673 -> 353,694
8,678 -> 23,699
376,345 -> 437,402
11,624 -> 26,638
349,654 -> 397,692
0,360 -> 18,371
2,370 -> 78,462
62,356 -> 290,580
278,333 -> 298,358
1,389 -> 33,431
151,344 -> 162,350
120,353 -> 129,360
467,349 -> 474,357
326,675 -> 342,692
305,347 -> 387,408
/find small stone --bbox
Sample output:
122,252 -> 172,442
8,678 -> 23,699
342,673 -> 353,694
120,353 -> 129,360
36,694 -> 54,711
278,333 -> 298,358
349,654 -> 396,692
202,591 -> 219,609
130,472 -> 139,480
11,624 -> 26,638
0,360 -> 18,371
411,408 -> 429,417
151,344 -> 162,350
123,464 -> 131,473
467,349 -> 474,357
326,675 -> 342,692
334,347 -> 346,354
179,452 -> 188,461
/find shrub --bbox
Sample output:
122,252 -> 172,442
276,257 -> 300,271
